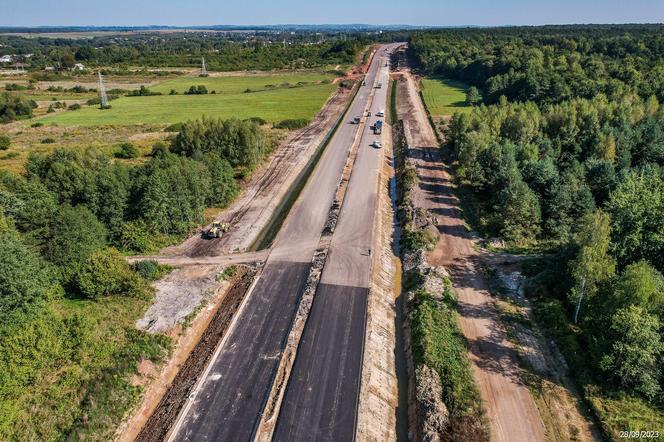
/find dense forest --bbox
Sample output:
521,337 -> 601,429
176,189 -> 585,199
410,25 -> 664,435
0,32 -> 366,71
0,117 -> 271,439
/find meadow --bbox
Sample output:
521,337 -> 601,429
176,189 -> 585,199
420,77 -> 470,117
42,83 -> 336,126
150,71 -> 335,94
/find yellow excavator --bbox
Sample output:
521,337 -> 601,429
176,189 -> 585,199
206,221 -> 229,239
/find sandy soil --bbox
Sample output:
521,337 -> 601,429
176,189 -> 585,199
356,123 -> 403,441
396,69 -> 548,441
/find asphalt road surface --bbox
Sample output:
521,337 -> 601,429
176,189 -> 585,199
170,45 -> 395,442
273,47 -> 395,442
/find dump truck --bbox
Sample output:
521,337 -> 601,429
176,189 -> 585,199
373,120 -> 383,135
206,221 -> 228,238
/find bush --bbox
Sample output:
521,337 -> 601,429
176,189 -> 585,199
4,83 -> 28,91
185,85 -> 208,95
127,85 -> 162,97
275,118 -> 309,130
30,122 -> 43,128
114,142 -> 139,159
76,248 -> 144,299
164,122 -> 183,132
119,219 -> 156,253
41,138 -> 56,144
401,227 -> 438,252
244,117 -> 267,126
68,103 -> 81,111
132,260 -> 160,280
339,79 -> 354,88
0,92 -> 36,123
0,134 -> 10,151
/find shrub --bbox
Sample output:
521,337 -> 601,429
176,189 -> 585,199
132,259 -> 161,280
127,85 -> 162,97
119,219 -> 156,253
115,142 -> 139,159
4,83 -> 28,91
76,248 -> 144,299
68,103 -> 81,111
41,138 -> 56,144
244,117 -> 267,126
275,118 -> 309,130
164,122 -> 183,132
185,85 -> 208,95
339,79 -> 354,88
0,134 -> 10,151
30,122 -> 43,128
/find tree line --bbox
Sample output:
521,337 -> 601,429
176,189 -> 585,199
409,25 -> 664,106
0,33 -> 366,71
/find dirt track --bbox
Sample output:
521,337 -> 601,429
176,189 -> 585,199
396,70 -> 548,441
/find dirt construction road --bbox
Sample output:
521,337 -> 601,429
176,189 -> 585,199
396,71 -> 547,441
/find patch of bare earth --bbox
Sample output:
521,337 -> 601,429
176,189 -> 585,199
395,68 -> 548,441
488,260 -> 602,442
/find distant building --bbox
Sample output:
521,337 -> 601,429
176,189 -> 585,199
44,66 -> 55,71
0,55 -> 13,63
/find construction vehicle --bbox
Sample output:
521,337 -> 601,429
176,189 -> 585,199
373,120 -> 383,135
206,221 -> 228,239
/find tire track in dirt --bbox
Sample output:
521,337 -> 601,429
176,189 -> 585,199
395,68 -> 547,441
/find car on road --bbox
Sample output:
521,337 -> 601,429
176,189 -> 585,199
371,140 -> 382,148
376,110 -> 385,117
352,116 -> 360,124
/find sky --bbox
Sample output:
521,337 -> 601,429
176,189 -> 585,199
2,0 -> 664,27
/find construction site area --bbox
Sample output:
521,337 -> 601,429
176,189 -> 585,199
109,42 -> 604,442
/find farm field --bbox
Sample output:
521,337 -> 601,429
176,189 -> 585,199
150,71 -> 335,94
41,80 -> 337,126
420,77 -> 470,116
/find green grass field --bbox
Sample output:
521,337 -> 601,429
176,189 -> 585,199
41,82 -> 336,126
150,71 -> 334,95
420,77 -> 471,116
